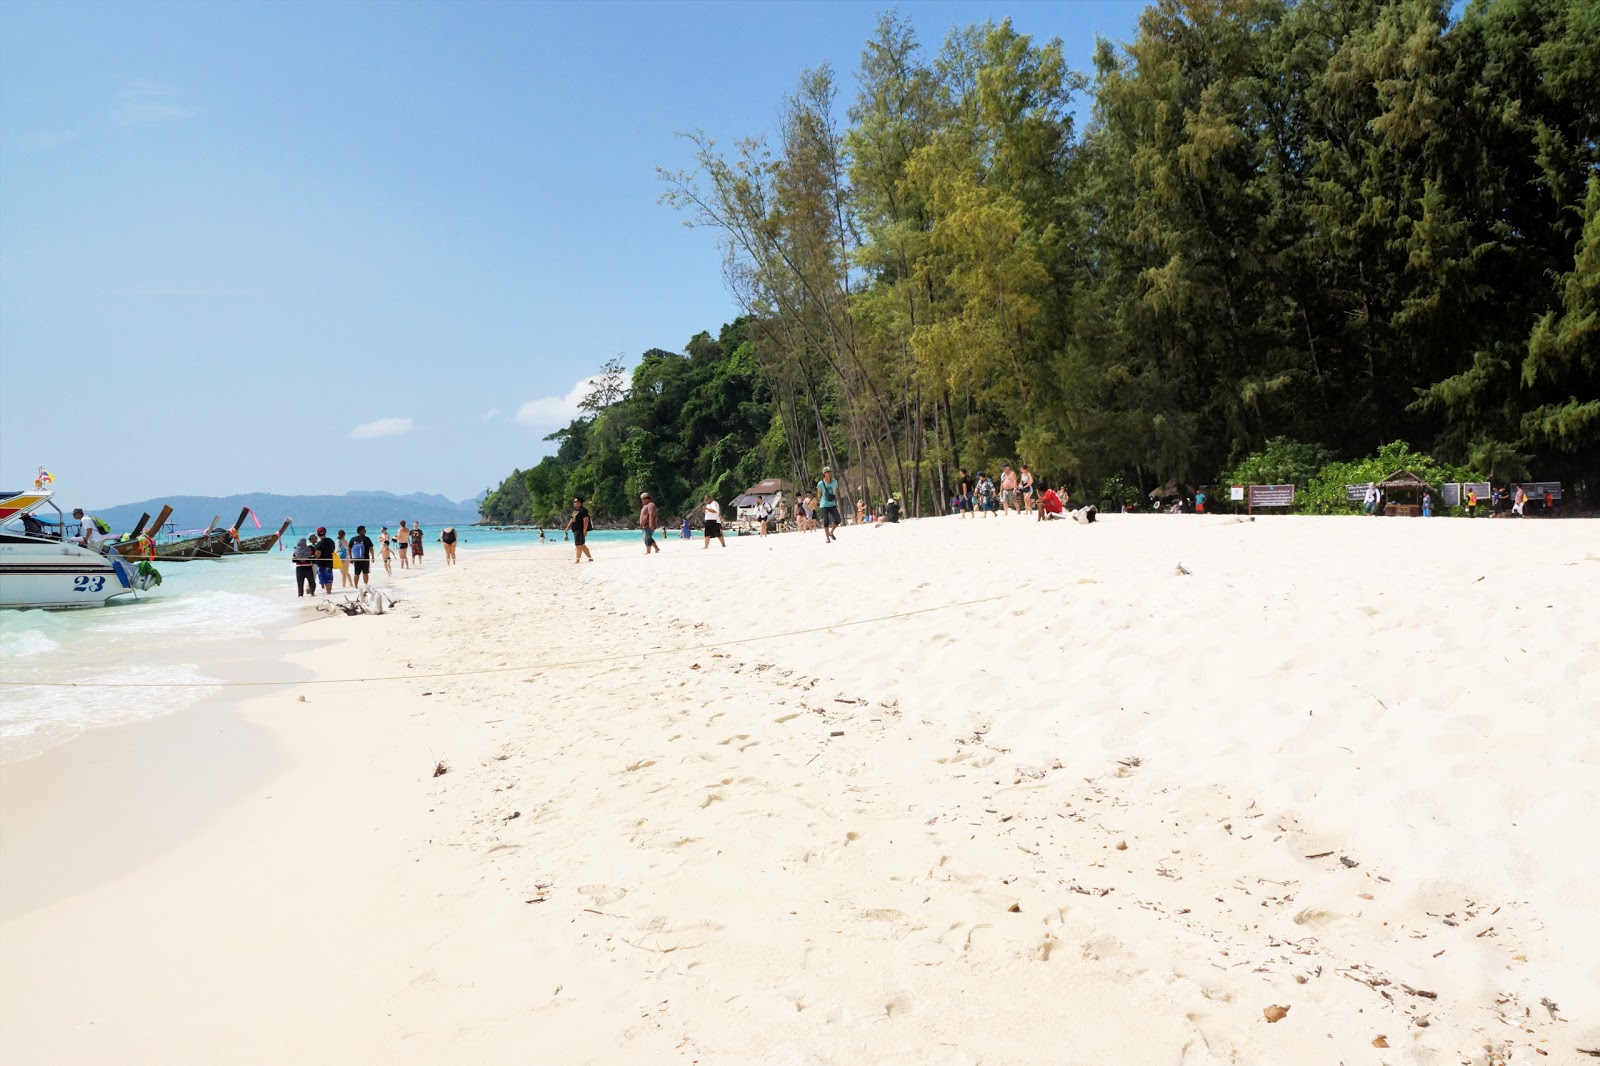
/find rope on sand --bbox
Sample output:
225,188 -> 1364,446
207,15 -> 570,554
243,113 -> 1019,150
0,591 -> 1017,690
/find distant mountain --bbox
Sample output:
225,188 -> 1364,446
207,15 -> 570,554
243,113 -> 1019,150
90,491 -> 482,536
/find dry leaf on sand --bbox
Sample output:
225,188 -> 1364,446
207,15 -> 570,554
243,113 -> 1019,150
1263,1004 -> 1290,1023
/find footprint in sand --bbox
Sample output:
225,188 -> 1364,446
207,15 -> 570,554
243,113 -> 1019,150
775,713 -> 800,724
860,908 -> 904,923
623,759 -> 657,772
717,734 -> 750,746
578,884 -> 628,906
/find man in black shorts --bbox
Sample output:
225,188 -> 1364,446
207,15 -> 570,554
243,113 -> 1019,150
566,496 -> 593,563
347,525 -> 375,586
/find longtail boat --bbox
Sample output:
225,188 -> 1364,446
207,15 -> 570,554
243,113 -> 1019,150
153,513 -> 226,560
237,518 -> 292,554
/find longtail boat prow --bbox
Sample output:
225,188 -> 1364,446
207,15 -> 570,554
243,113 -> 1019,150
112,504 -> 172,562
237,517 -> 292,554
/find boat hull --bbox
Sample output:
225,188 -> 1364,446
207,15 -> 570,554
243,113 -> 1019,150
0,541 -> 140,609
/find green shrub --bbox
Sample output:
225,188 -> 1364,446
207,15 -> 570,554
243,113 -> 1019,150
1300,441 -> 1481,514
1222,437 -> 1336,489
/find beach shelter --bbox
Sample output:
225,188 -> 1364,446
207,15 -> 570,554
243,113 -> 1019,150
1376,469 -> 1435,517
734,478 -> 792,524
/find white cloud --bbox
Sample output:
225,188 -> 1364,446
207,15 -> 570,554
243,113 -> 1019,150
480,408 -> 502,422
348,417 -> 414,440
516,376 -> 601,427
115,80 -> 196,126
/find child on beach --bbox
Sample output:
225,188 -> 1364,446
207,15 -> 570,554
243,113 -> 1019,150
335,531 -> 351,588
379,535 -> 393,576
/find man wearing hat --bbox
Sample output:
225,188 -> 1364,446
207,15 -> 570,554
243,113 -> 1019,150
816,466 -> 842,543
313,526 -> 337,594
638,492 -> 661,555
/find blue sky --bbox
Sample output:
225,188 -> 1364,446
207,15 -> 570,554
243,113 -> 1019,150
1,0 -> 1143,508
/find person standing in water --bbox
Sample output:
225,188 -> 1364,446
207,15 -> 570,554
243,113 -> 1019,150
566,496 -> 593,563
410,522 -> 424,565
335,530 -> 352,588
396,521 -> 410,569
816,466 -> 841,543
292,537 -> 316,597
314,526 -> 336,594
348,526 -> 375,586
440,526 -> 457,565
639,492 -> 661,555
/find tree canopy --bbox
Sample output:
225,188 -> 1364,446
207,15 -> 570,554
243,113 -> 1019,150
489,0 -> 1598,520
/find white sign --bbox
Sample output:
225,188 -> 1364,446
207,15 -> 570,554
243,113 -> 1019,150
1230,485 -> 1245,502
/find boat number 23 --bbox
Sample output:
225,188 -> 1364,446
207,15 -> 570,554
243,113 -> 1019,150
74,576 -> 106,592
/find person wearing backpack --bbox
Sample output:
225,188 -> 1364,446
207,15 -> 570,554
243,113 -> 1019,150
292,537 -> 316,597
348,525 -> 375,587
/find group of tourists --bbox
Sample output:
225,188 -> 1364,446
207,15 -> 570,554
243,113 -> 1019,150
950,465 -> 1043,517
291,519 -> 457,597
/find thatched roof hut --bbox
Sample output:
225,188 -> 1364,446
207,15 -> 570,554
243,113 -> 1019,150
1377,469 -> 1435,494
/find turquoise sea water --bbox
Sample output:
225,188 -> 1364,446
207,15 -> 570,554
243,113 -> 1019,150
0,527 -> 650,757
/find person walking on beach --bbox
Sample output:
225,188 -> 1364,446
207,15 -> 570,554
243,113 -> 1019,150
314,526 -> 336,594
440,526 -> 457,565
1019,465 -> 1035,515
1512,485 -> 1527,517
855,495 -> 866,526
703,495 -> 725,548
349,525 -> 374,586
816,466 -> 841,543
410,522 -> 424,564
999,465 -> 1018,515
1363,483 -> 1380,515
292,537 -> 316,597
1466,488 -> 1478,518
639,492 -> 661,555
379,530 -> 394,576
680,515 -> 691,540
956,468 -> 974,518
396,521 -> 410,569
1421,492 -> 1432,518
566,496 -> 593,563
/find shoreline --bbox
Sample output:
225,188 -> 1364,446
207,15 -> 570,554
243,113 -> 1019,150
2,516 -> 1596,1062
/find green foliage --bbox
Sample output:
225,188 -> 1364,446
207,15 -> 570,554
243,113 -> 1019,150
479,320 -> 783,525
1300,441 -> 1481,515
1222,438 -> 1337,491
481,0 -> 1599,518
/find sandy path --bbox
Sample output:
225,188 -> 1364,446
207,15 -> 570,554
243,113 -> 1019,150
2,514 -> 1595,1064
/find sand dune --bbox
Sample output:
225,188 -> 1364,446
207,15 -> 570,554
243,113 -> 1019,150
2,514 -> 1595,1063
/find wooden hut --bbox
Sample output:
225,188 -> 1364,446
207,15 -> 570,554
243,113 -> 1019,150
1378,469 -> 1435,517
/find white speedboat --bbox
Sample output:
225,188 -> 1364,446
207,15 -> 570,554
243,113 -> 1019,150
0,489 -> 161,609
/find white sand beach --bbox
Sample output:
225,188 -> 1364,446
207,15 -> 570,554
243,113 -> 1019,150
2,514 -> 1596,1064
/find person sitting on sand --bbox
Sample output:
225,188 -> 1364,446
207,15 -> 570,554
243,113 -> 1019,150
1037,485 -> 1065,521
